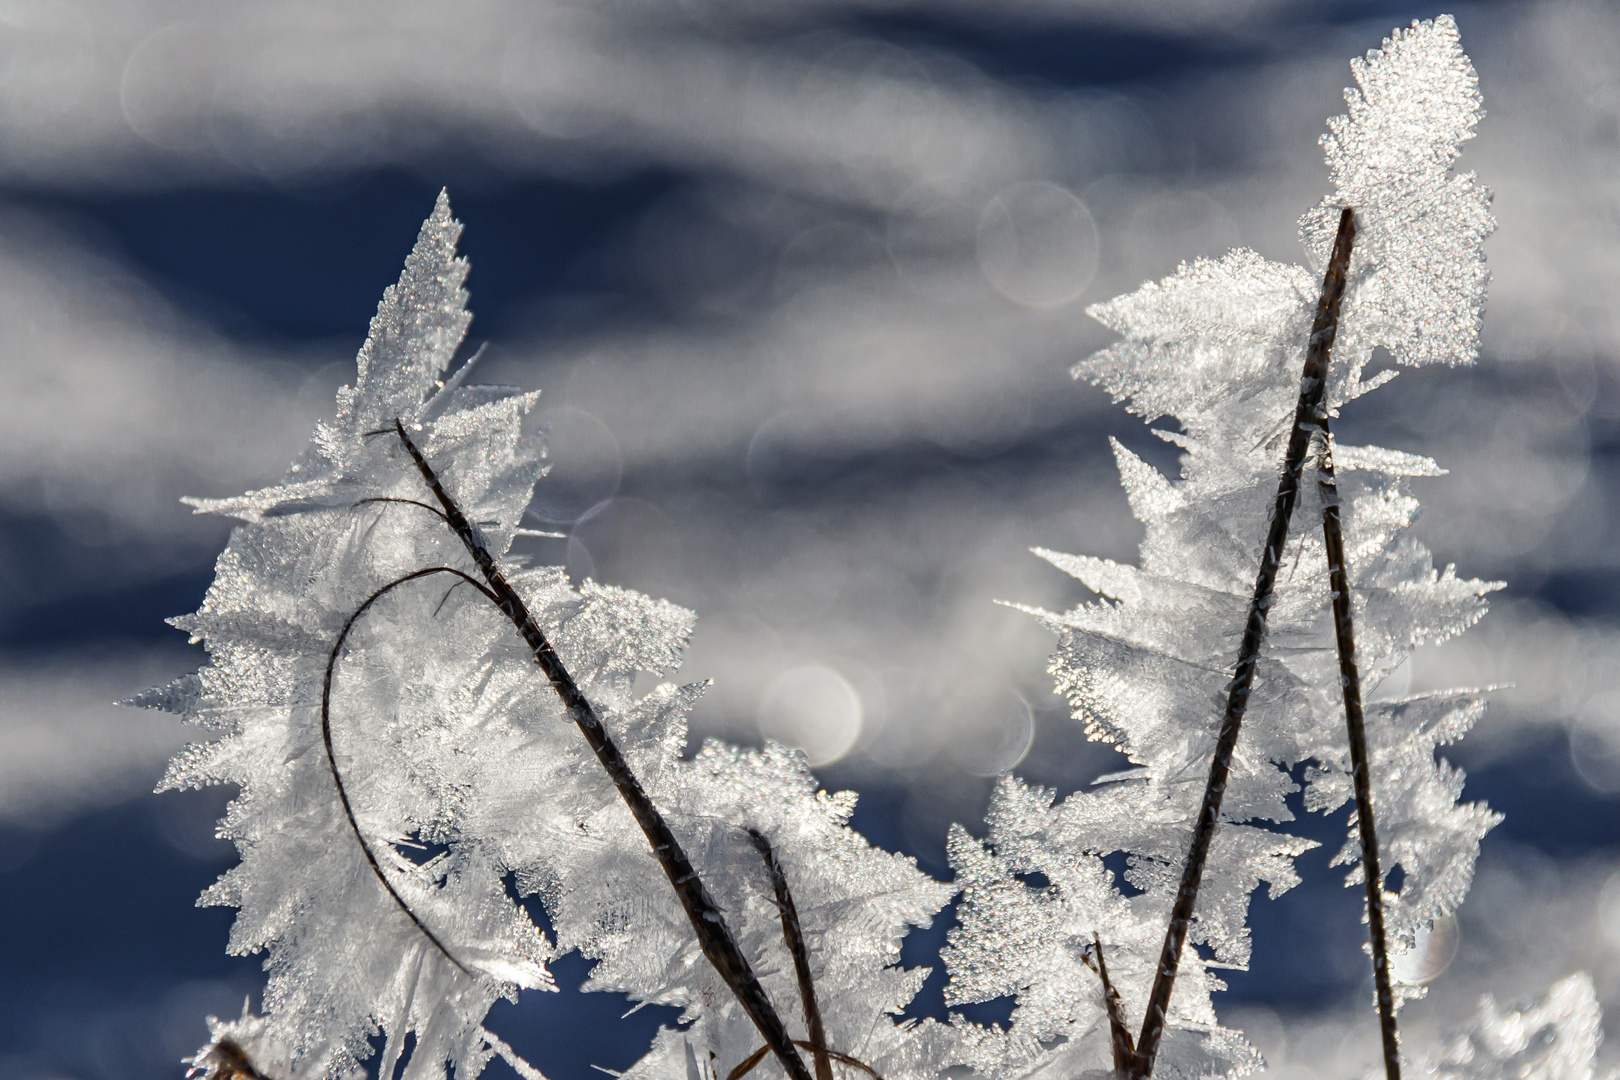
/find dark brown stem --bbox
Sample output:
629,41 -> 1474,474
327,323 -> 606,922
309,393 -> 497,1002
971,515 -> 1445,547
1081,933 -> 1135,1077
390,420 -> 812,1080
1316,427 -> 1401,1080
188,1039 -> 273,1080
748,829 -> 834,1080
727,1045 -> 772,1080
354,496 -> 451,526
1130,207 -> 1358,1078
322,564 -> 501,978
730,1043 -> 886,1080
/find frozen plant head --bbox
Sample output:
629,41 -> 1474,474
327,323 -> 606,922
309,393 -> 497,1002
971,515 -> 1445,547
945,15 -> 1499,1079
130,192 -> 952,1080
129,192 -> 569,1079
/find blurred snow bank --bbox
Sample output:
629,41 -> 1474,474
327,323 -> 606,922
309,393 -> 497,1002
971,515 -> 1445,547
0,648 -> 196,827
1413,596 -> 1620,782
0,0 -> 1614,361
0,0 -> 1617,374
0,209 -> 320,546
0,0 -> 1084,198
1227,845 -> 1620,1078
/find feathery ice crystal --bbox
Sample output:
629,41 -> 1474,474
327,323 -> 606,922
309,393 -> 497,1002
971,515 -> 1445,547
128,16 -> 1613,1080
132,193 -> 948,1080
943,16 -> 1500,1079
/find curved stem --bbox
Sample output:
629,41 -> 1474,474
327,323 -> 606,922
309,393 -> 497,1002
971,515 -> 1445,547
355,496 -> 452,526
1130,207 -> 1358,1078
729,1043 -> 885,1080
321,564 -> 500,978
389,420 -> 813,1080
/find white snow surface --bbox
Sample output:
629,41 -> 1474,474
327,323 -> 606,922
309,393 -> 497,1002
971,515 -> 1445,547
1418,973 -> 1613,1080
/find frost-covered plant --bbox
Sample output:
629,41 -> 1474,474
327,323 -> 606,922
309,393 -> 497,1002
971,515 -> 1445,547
133,195 -> 950,1080
128,16 -> 1613,1080
944,16 -> 1502,1080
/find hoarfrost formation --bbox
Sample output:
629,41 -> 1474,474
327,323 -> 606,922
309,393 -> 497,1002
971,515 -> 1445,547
127,19 -> 1613,1080
943,18 -> 1501,1079
132,194 -> 949,1080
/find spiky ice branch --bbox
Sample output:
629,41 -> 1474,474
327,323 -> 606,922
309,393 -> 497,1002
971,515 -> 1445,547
1131,206 -> 1357,1078
390,419 -> 814,1080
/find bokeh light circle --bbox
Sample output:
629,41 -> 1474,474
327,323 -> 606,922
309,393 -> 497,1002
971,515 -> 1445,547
976,181 -> 1098,308
758,664 -> 863,766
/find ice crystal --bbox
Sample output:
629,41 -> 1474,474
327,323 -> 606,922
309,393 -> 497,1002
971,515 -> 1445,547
945,16 -> 1499,1075
129,193 -> 562,1079
1420,974 -> 1613,1080
944,776 -> 1277,1080
561,742 -> 954,1080
130,192 -> 950,1080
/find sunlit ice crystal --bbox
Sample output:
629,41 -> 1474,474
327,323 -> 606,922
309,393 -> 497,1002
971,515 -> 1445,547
946,17 -> 1500,1079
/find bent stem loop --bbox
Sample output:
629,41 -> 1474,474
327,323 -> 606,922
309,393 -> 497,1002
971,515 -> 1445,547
389,420 -> 813,1080
322,564 -> 501,977
1130,207 -> 1358,1078
1316,427 -> 1402,1080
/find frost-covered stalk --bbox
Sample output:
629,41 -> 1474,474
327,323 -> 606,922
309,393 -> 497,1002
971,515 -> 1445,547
748,829 -> 835,1080
1316,416 -> 1400,1080
1132,205 -> 1356,1080
135,192 -> 953,1080
943,18 -> 1499,1080
1080,933 -> 1135,1074
388,420 -> 813,1080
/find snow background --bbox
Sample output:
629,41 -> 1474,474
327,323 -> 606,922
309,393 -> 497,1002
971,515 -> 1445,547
0,1 -> 1618,1077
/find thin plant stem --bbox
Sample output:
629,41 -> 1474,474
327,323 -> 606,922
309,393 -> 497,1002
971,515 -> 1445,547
748,828 -> 835,1080
321,564 -> 500,978
727,1045 -> 771,1080
354,496 -> 451,525
390,420 -> 813,1080
1080,933 -> 1135,1077
1316,425 -> 1402,1080
1130,206 -> 1358,1078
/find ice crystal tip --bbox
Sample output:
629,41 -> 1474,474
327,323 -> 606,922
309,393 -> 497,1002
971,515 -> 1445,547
1302,14 -> 1493,371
